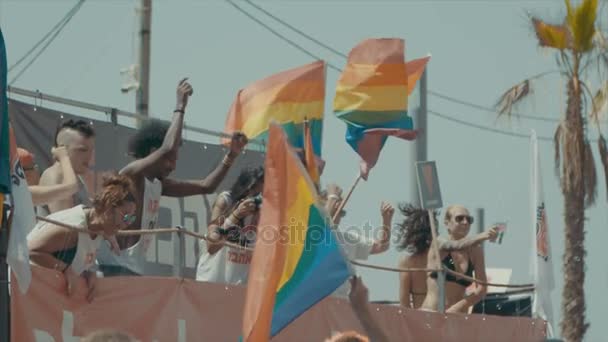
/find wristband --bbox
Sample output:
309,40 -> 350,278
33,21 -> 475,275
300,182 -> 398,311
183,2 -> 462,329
174,108 -> 185,114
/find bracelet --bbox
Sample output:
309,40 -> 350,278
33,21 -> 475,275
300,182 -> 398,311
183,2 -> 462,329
328,194 -> 340,201
174,108 -> 185,114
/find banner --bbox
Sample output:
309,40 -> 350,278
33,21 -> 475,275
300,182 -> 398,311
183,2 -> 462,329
8,99 -> 264,277
11,267 -> 547,342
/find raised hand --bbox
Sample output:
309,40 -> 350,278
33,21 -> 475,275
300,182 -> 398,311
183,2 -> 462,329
380,201 -> 394,222
176,78 -> 194,112
229,132 -> 248,156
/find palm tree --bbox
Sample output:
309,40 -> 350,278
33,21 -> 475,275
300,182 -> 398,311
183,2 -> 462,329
496,1 -> 608,341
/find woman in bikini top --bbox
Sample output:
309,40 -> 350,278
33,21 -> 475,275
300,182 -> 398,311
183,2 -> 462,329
420,205 -> 498,313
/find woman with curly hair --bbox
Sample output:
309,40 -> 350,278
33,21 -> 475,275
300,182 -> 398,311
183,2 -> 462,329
27,174 -> 136,302
396,203 -> 436,308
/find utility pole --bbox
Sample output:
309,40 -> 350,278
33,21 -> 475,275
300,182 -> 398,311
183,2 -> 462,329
410,70 -> 428,206
136,0 -> 152,127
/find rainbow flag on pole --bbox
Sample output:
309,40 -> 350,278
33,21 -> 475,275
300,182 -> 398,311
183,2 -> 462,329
224,61 -> 326,155
333,38 -> 430,179
241,123 -> 351,341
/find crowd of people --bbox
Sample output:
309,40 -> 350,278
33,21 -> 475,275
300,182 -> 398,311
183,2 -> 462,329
16,79 -> 501,341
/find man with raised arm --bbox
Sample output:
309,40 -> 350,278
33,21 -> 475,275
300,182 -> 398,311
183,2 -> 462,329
97,78 -> 248,276
38,119 -> 95,215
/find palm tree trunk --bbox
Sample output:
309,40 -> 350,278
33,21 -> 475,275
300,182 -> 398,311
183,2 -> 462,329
560,75 -> 589,342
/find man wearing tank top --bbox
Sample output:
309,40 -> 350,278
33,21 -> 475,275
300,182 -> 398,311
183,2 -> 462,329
38,119 -> 95,216
97,78 -> 248,276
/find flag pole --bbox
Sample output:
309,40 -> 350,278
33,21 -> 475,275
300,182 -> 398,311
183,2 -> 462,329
332,173 -> 362,223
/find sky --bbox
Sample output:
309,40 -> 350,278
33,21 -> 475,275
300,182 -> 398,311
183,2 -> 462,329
2,0 -> 608,340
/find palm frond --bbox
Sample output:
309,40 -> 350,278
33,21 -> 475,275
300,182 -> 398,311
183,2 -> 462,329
495,79 -> 531,116
598,134 -> 608,200
565,0 -> 598,53
590,81 -> 608,125
532,17 -> 569,50
583,141 -> 597,207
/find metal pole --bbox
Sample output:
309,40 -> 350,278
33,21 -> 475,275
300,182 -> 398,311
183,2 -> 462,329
136,0 -> 152,127
476,208 -> 484,234
411,70 -> 427,206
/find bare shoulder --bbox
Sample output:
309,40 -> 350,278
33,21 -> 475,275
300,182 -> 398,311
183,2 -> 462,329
399,254 -> 415,267
39,164 -> 62,185
469,244 -> 484,260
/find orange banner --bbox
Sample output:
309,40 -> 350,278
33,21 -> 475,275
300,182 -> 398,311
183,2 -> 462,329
11,267 -> 547,341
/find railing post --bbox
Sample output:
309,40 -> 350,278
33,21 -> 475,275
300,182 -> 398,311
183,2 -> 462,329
173,226 -> 185,278
437,269 -> 446,313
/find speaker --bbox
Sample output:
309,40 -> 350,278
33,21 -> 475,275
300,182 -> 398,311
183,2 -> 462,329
472,295 -> 532,317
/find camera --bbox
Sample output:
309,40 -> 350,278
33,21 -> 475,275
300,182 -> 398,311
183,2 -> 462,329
253,194 -> 263,209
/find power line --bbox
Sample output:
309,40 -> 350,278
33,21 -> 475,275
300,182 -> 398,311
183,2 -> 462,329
9,0 -> 86,85
8,0 -> 86,72
226,1 -> 602,142
429,109 -> 552,141
236,0 -> 573,124
224,0 -> 342,73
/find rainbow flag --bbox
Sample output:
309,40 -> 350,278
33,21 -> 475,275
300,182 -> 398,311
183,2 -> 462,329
333,38 -> 430,179
224,61 -> 326,155
1,29 -> 10,194
303,120 -> 319,186
241,123 -> 351,341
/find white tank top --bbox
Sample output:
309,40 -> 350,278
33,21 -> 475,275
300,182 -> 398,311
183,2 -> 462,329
196,191 -> 256,285
28,205 -> 102,276
96,177 -> 162,274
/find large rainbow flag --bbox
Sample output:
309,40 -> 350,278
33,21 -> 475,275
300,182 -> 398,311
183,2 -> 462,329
241,123 -> 351,341
333,38 -> 430,179
224,61 -> 326,156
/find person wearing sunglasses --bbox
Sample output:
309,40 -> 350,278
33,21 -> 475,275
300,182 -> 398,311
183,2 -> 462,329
421,205 -> 499,313
27,174 -> 136,302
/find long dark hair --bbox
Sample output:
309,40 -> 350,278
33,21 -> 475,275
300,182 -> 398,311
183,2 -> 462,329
229,166 -> 264,204
395,203 -> 437,255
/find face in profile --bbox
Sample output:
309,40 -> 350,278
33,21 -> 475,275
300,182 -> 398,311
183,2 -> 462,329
63,130 -> 95,175
445,205 -> 472,240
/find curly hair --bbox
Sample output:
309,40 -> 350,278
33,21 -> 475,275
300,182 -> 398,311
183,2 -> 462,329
92,173 -> 136,212
54,119 -> 95,145
127,119 -> 170,159
395,203 -> 437,255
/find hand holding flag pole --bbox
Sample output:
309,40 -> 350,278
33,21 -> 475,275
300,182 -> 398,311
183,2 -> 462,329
331,173 -> 362,224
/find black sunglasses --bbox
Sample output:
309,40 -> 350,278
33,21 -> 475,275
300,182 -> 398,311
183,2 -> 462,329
455,215 -> 474,224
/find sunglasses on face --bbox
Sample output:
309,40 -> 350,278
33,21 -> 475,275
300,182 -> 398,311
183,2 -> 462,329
454,215 -> 474,224
121,213 -> 137,225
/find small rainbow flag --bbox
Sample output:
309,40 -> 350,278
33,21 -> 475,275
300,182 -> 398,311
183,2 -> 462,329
241,123 -> 351,341
224,61 -> 326,155
333,38 -> 429,179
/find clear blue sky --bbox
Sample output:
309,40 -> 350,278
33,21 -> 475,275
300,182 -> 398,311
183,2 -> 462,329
2,1 -> 608,340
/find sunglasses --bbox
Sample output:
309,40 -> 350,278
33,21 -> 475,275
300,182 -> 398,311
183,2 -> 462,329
121,213 -> 137,225
454,215 -> 474,224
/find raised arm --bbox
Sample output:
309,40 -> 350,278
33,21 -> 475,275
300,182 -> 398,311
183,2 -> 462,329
446,244 -> 488,313
370,201 -> 394,255
437,227 -> 497,252
120,78 -> 193,177
161,132 -> 247,197
29,146 -> 79,206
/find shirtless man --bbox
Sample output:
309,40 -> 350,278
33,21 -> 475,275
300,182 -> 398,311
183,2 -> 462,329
38,119 -> 95,215
97,78 -> 248,276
